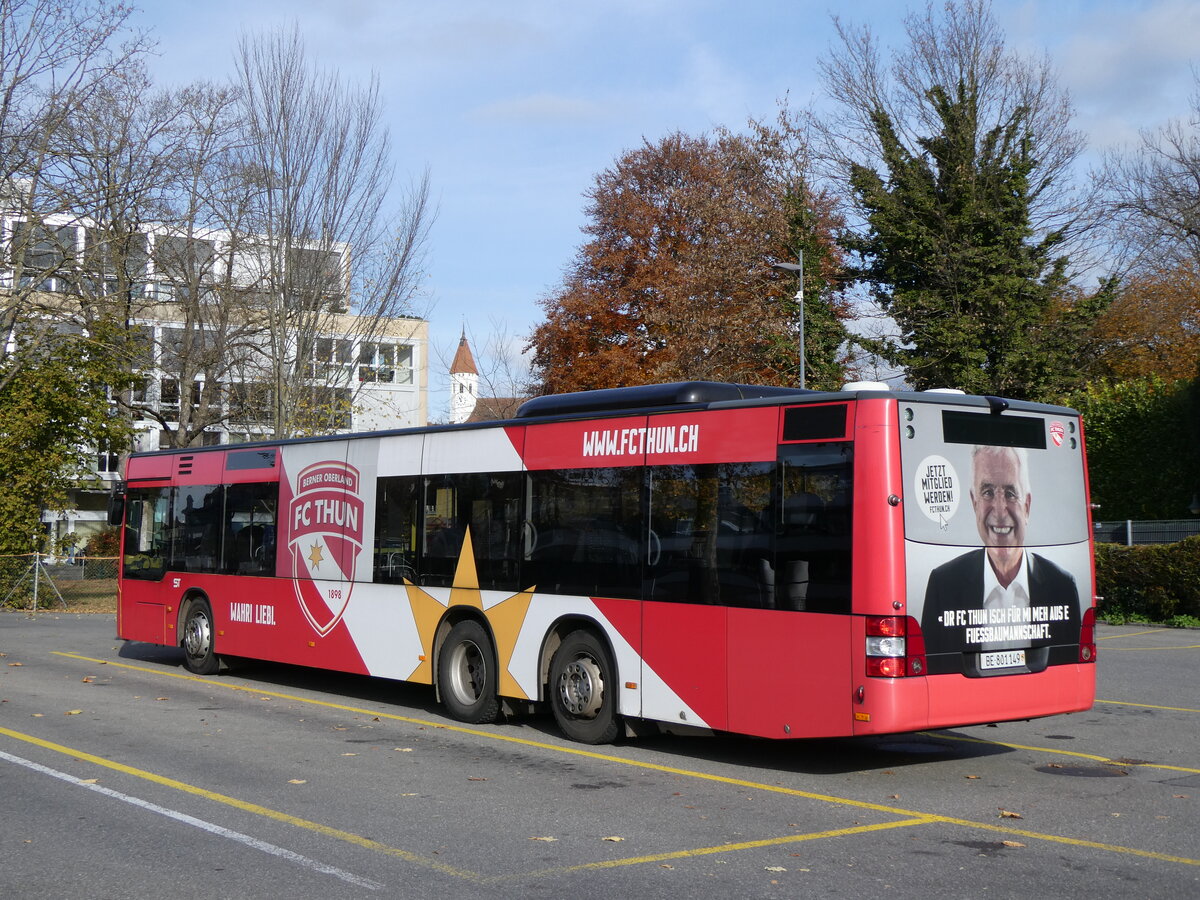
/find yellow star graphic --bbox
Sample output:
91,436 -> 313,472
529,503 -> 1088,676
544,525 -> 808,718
307,542 -> 324,569
404,529 -> 535,698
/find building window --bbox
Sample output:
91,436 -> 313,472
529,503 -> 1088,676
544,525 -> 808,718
311,337 -> 353,379
358,342 -> 413,384
97,448 -> 121,474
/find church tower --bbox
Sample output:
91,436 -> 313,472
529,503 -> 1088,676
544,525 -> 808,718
449,331 -> 479,424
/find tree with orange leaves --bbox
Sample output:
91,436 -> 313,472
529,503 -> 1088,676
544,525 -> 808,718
1088,266 -> 1200,381
527,124 -> 852,395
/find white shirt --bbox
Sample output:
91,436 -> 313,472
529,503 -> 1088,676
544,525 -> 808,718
981,550 -> 1031,650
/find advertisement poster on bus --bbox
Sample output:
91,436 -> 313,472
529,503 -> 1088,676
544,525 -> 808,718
277,442 -> 378,636
900,402 -> 1092,667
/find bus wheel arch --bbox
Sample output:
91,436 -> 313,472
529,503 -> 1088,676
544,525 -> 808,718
179,593 -> 220,676
545,622 -> 621,744
435,613 -> 500,725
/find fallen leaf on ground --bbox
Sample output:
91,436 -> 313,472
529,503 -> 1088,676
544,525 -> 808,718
765,866 -> 787,872
467,776 -> 487,781
394,747 -> 413,752
8,662 -> 22,667
999,809 -> 1023,819
965,774 -> 980,779
65,709 -> 82,715
1001,840 -> 1025,848
81,676 -> 95,683
602,836 -> 624,842
530,836 -> 557,842
288,779 -> 307,785
155,697 -> 168,701
79,778 -> 99,785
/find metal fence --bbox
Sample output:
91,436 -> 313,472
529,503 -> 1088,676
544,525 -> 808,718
1093,520 -> 1200,546
0,554 -> 118,612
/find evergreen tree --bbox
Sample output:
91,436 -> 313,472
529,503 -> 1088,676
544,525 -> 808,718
845,83 -> 1077,398
820,1 -> 1099,400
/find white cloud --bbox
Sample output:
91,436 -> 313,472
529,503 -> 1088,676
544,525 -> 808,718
471,92 -> 607,124
1003,1 -> 1199,149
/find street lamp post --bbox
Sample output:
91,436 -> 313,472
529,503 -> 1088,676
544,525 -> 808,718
771,255 -> 805,389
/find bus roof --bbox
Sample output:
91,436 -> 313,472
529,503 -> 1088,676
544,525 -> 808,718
124,381 -> 1081,461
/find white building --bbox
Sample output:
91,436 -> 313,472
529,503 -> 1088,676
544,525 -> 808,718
1,210 -> 429,552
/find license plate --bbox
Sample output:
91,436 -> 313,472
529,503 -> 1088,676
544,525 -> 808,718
981,649 -> 1026,670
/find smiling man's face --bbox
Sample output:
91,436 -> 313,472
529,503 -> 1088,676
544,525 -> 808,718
971,446 -> 1031,585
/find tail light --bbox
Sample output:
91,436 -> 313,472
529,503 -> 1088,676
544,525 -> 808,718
866,616 -> 927,677
1079,606 -> 1097,663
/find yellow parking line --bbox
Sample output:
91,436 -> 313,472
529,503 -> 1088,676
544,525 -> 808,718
504,819 -> 935,879
934,816 -> 1200,866
1095,699 -> 1200,714
53,652 -> 933,817
1097,629 -> 1163,640
0,722 -> 480,882
922,732 -> 1200,775
50,652 -> 1200,870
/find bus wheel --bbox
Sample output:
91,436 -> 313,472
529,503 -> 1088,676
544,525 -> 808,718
181,599 -> 220,675
550,631 -> 619,744
438,620 -> 500,724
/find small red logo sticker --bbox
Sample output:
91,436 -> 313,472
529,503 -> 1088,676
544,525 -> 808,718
1049,421 -> 1065,447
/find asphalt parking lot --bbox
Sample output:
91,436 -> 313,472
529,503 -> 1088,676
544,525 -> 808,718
1,613 -> 1196,898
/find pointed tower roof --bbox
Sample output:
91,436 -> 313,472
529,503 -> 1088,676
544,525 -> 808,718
450,331 -> 478,375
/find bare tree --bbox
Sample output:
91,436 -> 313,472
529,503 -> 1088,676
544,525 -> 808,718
232,26 -> 433,438
1103,74 -> 1200,273
51,63 -> 275,449
0,0 -> 149,389
817,0 -> 1085,244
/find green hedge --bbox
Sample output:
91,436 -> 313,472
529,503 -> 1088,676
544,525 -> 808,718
1094,536 -> 1200,624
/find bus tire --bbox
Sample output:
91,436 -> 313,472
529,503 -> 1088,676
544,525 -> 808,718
181,598 -> 220,676
549,631 -> 619,744
438,620 -> 500,724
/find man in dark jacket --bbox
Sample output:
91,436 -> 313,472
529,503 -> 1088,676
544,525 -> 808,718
921,445 -> 1079,657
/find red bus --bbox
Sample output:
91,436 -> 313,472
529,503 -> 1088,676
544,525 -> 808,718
111,381 -> 1096,743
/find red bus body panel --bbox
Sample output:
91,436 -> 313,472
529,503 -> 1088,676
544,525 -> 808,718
115,388 -> 1095,741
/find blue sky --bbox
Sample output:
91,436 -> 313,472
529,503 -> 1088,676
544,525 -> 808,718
135,1 -> 1199,418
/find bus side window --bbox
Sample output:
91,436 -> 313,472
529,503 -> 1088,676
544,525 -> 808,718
420,473 -> 524,591
527,467 -> 642,600
776,443 -> 853,613
222,483 -> 277,576
422,476 -> 465,587
374,476 -> 420,584
647,462 -> 773,607
122,487 -> 171,581
168,484 -> 222,573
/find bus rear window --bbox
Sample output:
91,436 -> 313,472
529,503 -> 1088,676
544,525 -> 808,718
941,411 -> 1047,449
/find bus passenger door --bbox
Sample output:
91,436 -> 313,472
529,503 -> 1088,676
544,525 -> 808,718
642,462 -> 729,732
728,440 -> 856,738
